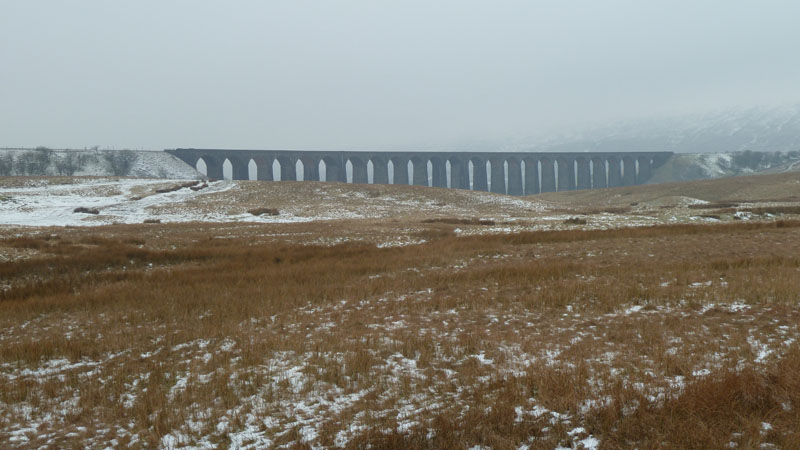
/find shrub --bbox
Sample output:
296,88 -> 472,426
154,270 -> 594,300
155,185 -> 182,194
249,208 -> 280,216
73,207 -> 100,214
143,219 -> 161,224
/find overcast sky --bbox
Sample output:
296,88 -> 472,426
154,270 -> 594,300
2,1 -> 800,150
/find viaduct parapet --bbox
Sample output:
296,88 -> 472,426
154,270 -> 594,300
166,149 -> 672,195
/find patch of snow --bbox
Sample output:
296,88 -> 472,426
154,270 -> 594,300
623,304 -> 644,315
472,352 -> 494,365
579,436 -> 600,450
747,336 -> 773,363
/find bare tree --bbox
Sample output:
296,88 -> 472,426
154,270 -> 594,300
0,153 -> 12,175
55,151 -> 86,176
103,150 -> 137,176
15,147 -> 53,175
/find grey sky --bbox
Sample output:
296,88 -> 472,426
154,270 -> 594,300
2,1 -> 799,150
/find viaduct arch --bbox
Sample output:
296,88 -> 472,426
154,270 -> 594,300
168,149 -> 672,196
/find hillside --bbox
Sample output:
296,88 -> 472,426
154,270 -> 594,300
0,148 -> 201,179
648,150 -> 800,183
534,171 -> 800,206
2,172 -> 800,243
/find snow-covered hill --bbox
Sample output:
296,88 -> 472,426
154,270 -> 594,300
449,104 -> 800,183
535,104 -> 800,154
444,104 -> 800,156
649,150 -> 800,183
0,148 -> 201,179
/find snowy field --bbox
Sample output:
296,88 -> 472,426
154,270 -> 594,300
0,179 -> 360,227
2,221 -> 800,448
0,178 -> 229,227
0,177 -> 718,233
0,177 -> 570,230
1,173 -> 800,449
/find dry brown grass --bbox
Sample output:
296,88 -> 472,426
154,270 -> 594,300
552,206 -> 633,215
687,202 -> 740,209
421,218 -> 496,225
1,220 -> 800,448
534,171 -> 800,209
154,181 -> 201,194
745,205 -> 800,216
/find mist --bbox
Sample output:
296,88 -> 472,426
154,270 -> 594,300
2,1 -> 800,150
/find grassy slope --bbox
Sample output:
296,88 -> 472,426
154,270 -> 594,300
531,171 -> 800,207
1,174 -> 800,448
2,221 -> 800,448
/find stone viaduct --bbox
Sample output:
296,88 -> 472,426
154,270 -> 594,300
166,149 -> 672,195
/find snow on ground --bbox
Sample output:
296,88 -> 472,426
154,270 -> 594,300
4,172 -> 778,237
0,179 -> 311,227
0,177 -> 573,230
129,151 -> 203,179
4,295 -> 797,448
694,152 -> 734,178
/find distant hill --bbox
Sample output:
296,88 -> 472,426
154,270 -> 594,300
532,104 -> 800,154
453,104 -> 800,183
648,150 -> 800,183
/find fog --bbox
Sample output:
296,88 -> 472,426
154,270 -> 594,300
2,1 -> 800,150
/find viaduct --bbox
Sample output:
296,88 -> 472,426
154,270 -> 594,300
166,149 -> 673,196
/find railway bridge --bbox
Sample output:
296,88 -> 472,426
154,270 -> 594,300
166,149 -> 672,195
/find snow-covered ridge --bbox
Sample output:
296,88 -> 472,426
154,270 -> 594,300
0,148 -> 201,179
649,150 -> 800,183
540,104 -> 800,154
